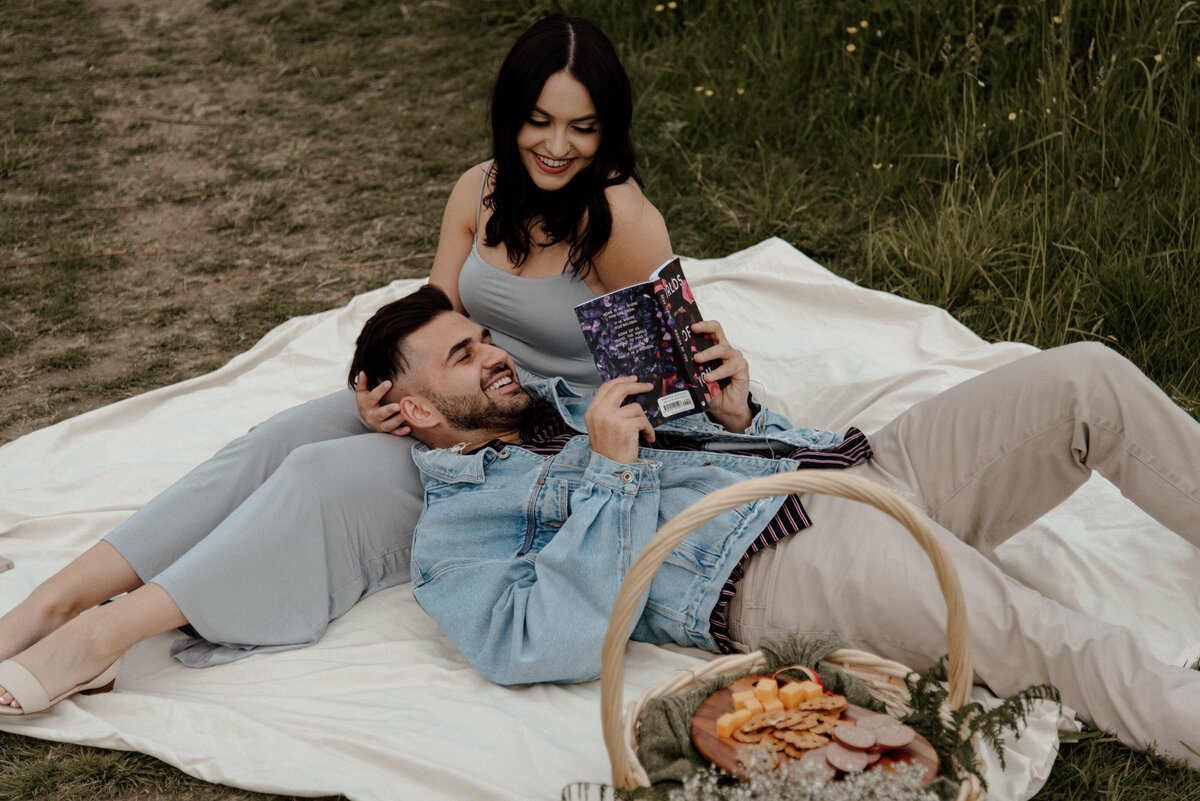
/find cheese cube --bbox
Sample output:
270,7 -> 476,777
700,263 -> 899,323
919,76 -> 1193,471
779,680 -> 822,709
753,677 -> 779,705
716,708 -> 754,738
761,697 -> 784,714
731,690 -> 763,716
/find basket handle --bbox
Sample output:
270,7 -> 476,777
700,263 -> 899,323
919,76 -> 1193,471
600,469 -> 974,789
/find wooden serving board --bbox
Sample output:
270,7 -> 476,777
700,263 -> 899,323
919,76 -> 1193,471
691,674 -> 938,782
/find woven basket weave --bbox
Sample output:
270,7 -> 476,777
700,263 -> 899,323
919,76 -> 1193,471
598,470 -> 985,800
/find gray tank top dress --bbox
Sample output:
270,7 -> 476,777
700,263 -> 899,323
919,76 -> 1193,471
457,170 -> 602,394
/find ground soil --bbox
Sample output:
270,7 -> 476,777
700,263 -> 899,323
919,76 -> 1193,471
1,0 -> 473,445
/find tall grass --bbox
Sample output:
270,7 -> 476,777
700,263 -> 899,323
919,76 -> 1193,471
473,0 -> 1200,414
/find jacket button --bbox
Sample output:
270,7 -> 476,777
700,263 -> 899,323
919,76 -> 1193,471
497,448 -> 509,458
619,470 -> 635,483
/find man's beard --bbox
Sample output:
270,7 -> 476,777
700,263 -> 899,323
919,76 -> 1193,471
426,381 -> 532,433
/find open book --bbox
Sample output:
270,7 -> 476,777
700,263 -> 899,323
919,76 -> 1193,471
574,258 -> 729,424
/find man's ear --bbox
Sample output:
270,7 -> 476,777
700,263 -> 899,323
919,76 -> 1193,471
397,394 -> 441,431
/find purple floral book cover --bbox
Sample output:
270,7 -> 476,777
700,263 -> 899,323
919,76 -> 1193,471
574,259 -> 717,424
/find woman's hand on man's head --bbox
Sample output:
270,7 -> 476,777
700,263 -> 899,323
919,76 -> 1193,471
355,371 -> 413,437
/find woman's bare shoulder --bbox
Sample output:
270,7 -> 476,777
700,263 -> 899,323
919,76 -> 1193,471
604,180 -> 668,240
442,162 -> 493,225
592,179 -> 673,290
449,161 -> 493,200
603,178 -> 656,210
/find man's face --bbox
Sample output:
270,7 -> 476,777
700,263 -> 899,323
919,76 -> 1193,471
402,313 -> 532,434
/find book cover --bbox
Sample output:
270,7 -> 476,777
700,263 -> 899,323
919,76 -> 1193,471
574,258 -> 727,424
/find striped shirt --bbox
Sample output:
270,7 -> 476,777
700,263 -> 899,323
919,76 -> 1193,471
479,403 -> 873,655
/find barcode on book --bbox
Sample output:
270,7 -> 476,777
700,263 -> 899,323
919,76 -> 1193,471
657,391 -> 696,418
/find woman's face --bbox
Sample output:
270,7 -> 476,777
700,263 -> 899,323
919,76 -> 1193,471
516,70 -> 601,192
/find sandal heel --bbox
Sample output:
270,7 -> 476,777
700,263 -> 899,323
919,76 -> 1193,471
79,679 -> 116,696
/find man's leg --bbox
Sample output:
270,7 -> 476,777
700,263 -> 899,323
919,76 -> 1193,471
728,488 -> 1200,767
865,341 -> 1200,552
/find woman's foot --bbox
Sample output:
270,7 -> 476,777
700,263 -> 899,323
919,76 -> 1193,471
0,582 -> 185,712
0,608 -> 126,711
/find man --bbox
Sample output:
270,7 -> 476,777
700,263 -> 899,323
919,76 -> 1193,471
350,285 -> 1200,768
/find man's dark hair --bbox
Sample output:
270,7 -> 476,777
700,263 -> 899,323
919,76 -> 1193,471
347,285 -> 454,390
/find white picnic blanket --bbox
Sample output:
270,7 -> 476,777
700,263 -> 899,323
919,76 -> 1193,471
2,238 -> 1197,800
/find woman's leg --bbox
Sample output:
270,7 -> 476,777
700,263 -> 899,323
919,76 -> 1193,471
147,432 -> 424,665
865,341 -> 1200,553
0,542 -> 141,662
0,391 -> 368,663
0,582 -> 185,709
105,389 -> 369,581
0,427 -> 423,703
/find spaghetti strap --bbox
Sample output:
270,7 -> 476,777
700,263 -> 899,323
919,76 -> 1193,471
474,160 -> 494,243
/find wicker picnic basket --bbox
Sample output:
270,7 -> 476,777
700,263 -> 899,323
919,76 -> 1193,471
599,470 -> 986,800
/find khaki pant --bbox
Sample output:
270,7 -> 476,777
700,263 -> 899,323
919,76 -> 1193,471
729,342 -> 1200,767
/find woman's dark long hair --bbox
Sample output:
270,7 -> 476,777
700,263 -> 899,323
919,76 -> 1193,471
485,14 -> 640,278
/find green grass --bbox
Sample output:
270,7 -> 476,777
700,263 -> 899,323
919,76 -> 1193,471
2,0 -> 1198,798
542,0 -> 1200,415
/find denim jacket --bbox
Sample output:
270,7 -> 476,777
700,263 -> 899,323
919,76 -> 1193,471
410,378 -> 846,686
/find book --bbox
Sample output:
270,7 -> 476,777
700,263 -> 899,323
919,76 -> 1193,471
574,258 -> 730,424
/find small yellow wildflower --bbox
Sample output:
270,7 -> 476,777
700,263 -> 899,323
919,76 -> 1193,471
1052,15 -> 1062,24
655,4 -> 664,11
667,1 -> 677,7
847,26 -> 858,34
736,87 -> 745,95
860,19 -> 869,28
872,163 -> 882,170
1154,54 -> 1163,63
704,89 -> 713,97
1008,111 -> 1017,120
694,85 -> 704,92
1045,107 -> 1051,114
846,43 -> 857,53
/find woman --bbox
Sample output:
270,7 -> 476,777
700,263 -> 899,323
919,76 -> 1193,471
0,14 -> 671,713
